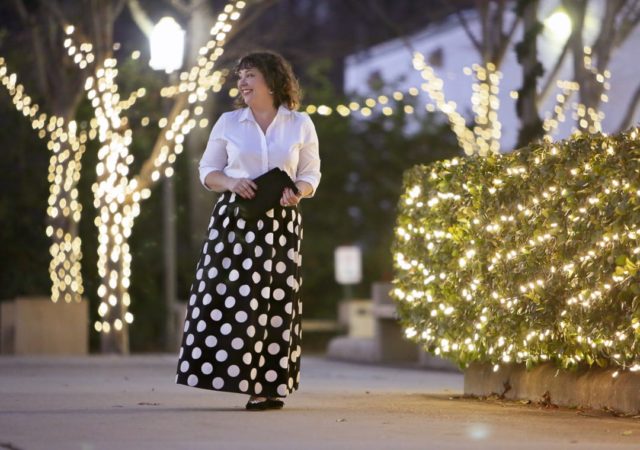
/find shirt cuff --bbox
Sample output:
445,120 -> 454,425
295,175 -> 320,198
199,168 -> 216,191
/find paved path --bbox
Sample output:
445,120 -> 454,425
0,353 -> 639,449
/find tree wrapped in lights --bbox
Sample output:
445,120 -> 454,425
392,126 -> 640,374
1,0 -> 248,353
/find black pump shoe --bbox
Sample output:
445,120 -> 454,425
245,397 -> 284,410
266,398 -> 284,409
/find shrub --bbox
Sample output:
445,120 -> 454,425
392,128 -> 640,372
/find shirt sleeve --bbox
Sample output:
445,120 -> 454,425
295,115 -> 321,197
198,113 -> 228,191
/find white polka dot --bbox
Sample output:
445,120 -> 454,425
189,294 -> 196,305
196,268 -> 203,280
265,370 -> 277,382
273,289 -> 285,301
281,209 -> 286,218
254,246 -> 263,258
231,337 -> 244,350
220,323 -> 232,335
286,275 -> 295,287
273,221 -> 280,232
188,374 -> 199,386
261,287 -> 271,299
254,341 -> 263,352
279,357 -> 288,368
250,368 -> 258,380
204,254 -> 211,266
247,325 -> 256,337
180,361 -> 189,372
216,350 -> 228,362
254,382 -> 262,394
265,233 -> 274,245
284,302 -> 292,314
279,235 -> 287,246
242,258 -> 253,270
179,347 -> 184,358
237,218 -> 246,229
276,262 -> 287,273
219,205 -> 227,215
201,362 -> 213,375
250,299 -> 258,310
229,270 -> 239,281
239,380 -> 249,392
225,296 -> 236,308
258,314 -> 267,326
228,231 -> 236,243
287,221 -> 294,233
244,231 -> 255,244
211,309 -> 222,321
282,329 -> 290,341
287,249 -> 295,261
209,229 -> 219,240
233,243 -> 242,255
198,281 -> 205,292
197,320 -> 206,332
222,257 -> 231,269
203,243 -> 209,254
238,284 -> 250,297
203,293 -> 212,305
263,260 -> 272,271
212,377 -> 224,389
243,352 -> 252,364
216,283 -> 227,295
215,242 -> 224,253
191,347 -> 202,359
183,320 -> 190,332
266,209 -> 274,218
208,268 -> 218,279
186,334 -> 194,345
252,272 -> 261,283
205,335 -> 217,347
268,343 -> 280,355
235,311 -> 248,323
277,384 -> 287,396
228,365 -> 240,377
223,217 -> 230,228
271,316 -> 283,327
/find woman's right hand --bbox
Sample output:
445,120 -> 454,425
227,177 -> 257,199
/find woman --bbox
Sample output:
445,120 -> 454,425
175,51 -> 321,411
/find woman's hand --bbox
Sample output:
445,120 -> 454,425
227,177 -> 257,199
280,187 -> 302,207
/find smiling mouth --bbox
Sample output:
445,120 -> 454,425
240,89 -> 252,96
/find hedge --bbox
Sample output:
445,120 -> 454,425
391,127 -> 640,372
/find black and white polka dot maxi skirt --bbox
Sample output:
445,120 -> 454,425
175,191 -> 303,398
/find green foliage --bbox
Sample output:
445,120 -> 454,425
299,61 -> 460,318
392,128 -> 640,371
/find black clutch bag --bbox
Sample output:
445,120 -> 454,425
235,168 -> 299,219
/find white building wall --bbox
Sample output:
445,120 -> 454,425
344,0 -> 640,152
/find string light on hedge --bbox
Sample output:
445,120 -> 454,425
392,127 -> 640,373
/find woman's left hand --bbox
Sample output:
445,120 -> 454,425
280,187 -> 302,207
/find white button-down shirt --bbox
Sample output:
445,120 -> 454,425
199,105 -> 321,196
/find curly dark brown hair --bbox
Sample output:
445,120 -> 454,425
233,51 -> 302,111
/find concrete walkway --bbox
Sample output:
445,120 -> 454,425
0,353 -> 639,449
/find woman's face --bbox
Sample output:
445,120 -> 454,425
237,67 -> 273,109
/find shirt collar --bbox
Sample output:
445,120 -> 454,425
240,105 -> 293,123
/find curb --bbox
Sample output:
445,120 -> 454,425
464,362 -> 640,414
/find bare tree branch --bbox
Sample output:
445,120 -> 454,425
127,0 -> 154,37
616,82 -> 640,132
537,37 -> 570,107
453,8 -> 482,54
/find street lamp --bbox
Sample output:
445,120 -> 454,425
149,16 -> 184,352
544,9 -> 572,43
150,17 -> 185,73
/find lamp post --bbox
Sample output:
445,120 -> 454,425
149,16 -> 185,352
